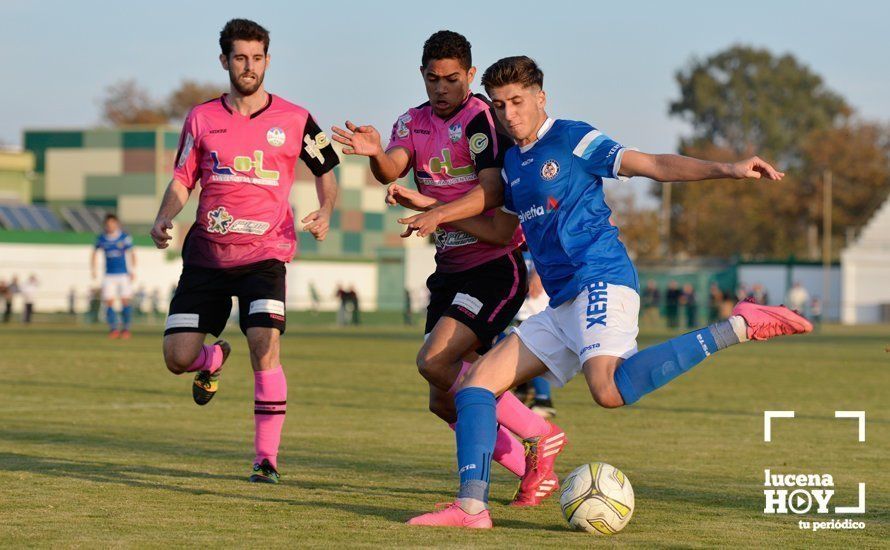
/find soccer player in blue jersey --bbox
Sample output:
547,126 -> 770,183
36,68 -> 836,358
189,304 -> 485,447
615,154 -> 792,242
91,214 -> 136,339
396,56 -> 813,528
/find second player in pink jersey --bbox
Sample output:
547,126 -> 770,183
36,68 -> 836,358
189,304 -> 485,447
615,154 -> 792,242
333,31 -> 565,511
150,19 -> 338,485
384,93 -> 523,272
174,92 -> 336,268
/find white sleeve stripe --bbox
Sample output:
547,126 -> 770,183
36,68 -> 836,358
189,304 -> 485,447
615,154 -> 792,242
613,147 -> 638,181
572,130 -> 603,157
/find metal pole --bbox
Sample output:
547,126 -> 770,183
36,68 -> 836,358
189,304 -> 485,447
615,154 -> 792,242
822,170 -> 832,320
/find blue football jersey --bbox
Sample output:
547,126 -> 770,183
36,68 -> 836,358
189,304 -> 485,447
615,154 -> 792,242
95,232 -> 133,275
502,118 -> 639,307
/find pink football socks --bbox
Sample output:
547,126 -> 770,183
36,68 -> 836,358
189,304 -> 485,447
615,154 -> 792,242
254,366 -> 288,468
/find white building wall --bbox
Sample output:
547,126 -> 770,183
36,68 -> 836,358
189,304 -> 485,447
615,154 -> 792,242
0,242 -> 382,314
840,197 -> 890,324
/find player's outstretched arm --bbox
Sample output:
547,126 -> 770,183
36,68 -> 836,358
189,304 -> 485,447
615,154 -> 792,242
331,121 -> 410,184
618,151 -> 785,182
150,180 -> 191,249
398,168 -> 505,237
387,184 -> 518,245
302,170 -> 338,241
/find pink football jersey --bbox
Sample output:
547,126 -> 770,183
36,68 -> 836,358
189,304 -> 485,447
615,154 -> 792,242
173,94 -> 338,268
386,93 -> 523,273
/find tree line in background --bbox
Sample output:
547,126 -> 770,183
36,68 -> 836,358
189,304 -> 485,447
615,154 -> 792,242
100,45 -> 890,261
101,80 -> 225,126
657,45 -> 890,261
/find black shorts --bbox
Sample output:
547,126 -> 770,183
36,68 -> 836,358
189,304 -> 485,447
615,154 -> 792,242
425,248 -> 528,353
164,259 -> 286,337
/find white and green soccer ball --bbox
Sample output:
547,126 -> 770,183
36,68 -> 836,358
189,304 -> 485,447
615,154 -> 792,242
559,462 -> 635,535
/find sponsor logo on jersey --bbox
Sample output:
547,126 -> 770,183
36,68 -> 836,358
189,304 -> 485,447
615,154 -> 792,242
206,206 -> 270,236
210,150 -> 280,185
428,148 -> 474,177
449,122 -> 462,142
413,128 -> 430,135
303,132 -> 330,162
468,132 -> 489,155
584,281 -> 608,328
209,128 -> 227,134
521,157 -> 534,167
266,127 -> 286,147
518,205 -> 545,223
396,113 -> 411,138
517,196 -> 558,223
541,159 -> 560,181
433,228 -> 478,248
207,206 -> 235,234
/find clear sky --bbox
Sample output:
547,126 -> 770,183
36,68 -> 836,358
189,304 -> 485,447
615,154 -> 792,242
3,0 -> 888,199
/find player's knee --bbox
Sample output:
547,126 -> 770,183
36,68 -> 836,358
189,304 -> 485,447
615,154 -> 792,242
589,384 -> 624,409
416,350 -> 447,382
163,347 -> 193,375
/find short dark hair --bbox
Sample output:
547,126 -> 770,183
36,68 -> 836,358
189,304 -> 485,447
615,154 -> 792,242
482,56 -> 544,93
421,30 -> 472,70
219,19 -> 270,58
104,213 -> 118,223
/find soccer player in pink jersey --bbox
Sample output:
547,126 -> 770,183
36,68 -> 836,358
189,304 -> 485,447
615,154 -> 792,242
149,19 -> 339,484
332,31 -> 565,507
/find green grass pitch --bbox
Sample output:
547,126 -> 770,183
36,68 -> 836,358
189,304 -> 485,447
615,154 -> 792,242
0,322 -> 887,547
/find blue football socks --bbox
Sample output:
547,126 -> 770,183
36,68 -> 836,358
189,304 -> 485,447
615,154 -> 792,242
106,306 -> 118,330
121,305 -> 133,330
454,387 -> 498,505
614,320 -> 741,405
532,377 -> 551,400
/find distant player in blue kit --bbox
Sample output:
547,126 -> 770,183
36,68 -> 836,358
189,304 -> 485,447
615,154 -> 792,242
397,56 -> 813,528
91,214 -> 136,339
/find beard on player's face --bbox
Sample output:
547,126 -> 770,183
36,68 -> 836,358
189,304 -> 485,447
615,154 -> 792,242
229,68 -> 264,96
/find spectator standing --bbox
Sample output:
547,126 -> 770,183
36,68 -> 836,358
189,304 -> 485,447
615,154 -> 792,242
682,283 -> 697,328
665,280 -> 681,328
21,274 -> 39,324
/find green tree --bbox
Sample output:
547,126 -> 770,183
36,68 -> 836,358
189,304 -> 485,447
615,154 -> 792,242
670,45 -> 850,165
659,45 -> 889,259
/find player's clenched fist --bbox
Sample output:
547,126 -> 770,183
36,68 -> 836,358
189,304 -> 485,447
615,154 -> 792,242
150,218 -> 173,249
302,210 -> 330,241
386,184 -> 437,211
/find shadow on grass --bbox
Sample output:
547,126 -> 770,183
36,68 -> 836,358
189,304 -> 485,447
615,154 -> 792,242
0,452 -> 447,523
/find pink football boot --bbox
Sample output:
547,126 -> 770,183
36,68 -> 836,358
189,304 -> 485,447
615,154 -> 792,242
511,423 -> 567,506
731,298 -> 813,341
406,502 -> 493,529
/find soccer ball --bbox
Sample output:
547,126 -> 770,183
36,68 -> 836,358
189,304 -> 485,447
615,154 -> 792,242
559,462 -> 634,535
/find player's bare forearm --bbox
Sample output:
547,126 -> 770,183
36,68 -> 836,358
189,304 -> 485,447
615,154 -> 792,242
315,171 -> 338,215
150,180 -> 190,249
369,152 -> 399,184
449,211 -> 519,246
619,151 -> 784,182
424,185 -> 488,224
154,180 -> 191,222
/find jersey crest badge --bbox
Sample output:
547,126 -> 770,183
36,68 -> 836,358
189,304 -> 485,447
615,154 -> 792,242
449,122 -> 462,142
266,127 -> 286,147
541,159 -> 560,181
